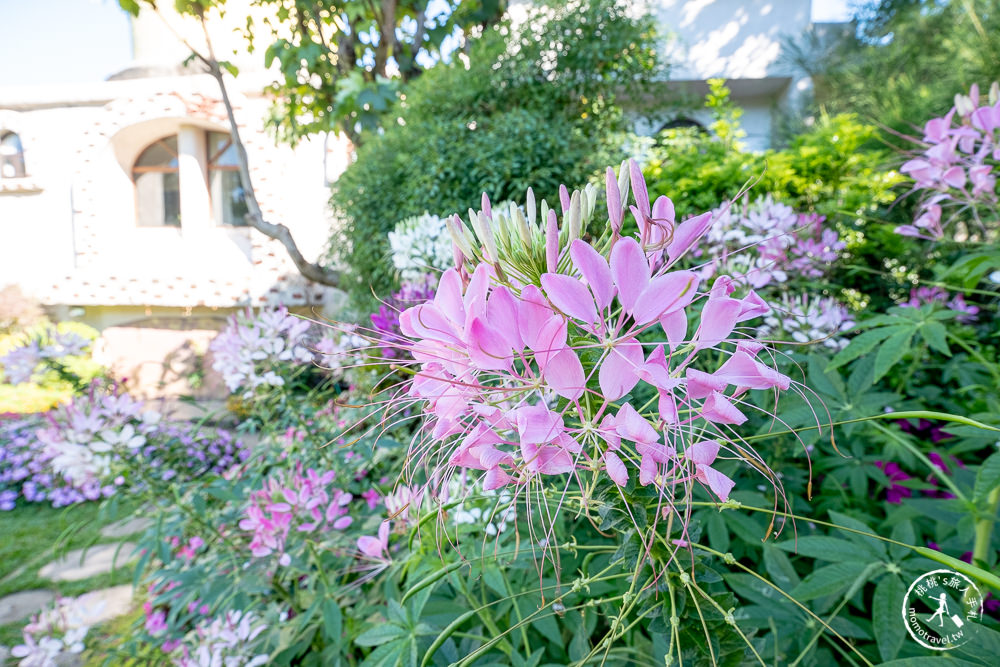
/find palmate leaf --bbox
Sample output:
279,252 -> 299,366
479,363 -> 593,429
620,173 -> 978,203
872,574 -> 906,662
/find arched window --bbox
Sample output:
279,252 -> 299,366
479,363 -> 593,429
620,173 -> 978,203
133,136 -> 180,227
657,117 -> 707,134
207,131 -> 248,226
0,132 -> 27,178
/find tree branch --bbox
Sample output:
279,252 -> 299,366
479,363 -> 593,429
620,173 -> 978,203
195,12 -> 341,287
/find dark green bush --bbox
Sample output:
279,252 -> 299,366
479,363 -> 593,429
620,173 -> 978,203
330,0 -> 660,306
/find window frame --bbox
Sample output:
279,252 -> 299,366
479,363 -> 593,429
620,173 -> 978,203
131,136 -> 182,228
0,131 -> 27,179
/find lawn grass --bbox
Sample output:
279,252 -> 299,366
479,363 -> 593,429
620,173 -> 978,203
0,499 -> 146,648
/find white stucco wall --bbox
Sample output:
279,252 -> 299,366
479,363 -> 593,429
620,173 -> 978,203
0,73 -> 349,318
652,0 -> 811,81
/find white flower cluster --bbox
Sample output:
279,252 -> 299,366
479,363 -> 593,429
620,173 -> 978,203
759,293 -> 855,350
210,308 -> 315,398
388,212 -> 454,283
315,325 -> 368,379
1,328 -> 91,385
37,391 -> 159,488
12,593 -> 107,666
173,610 -> 269,667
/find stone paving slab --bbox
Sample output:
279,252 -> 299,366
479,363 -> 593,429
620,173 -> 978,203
80,584 -> 134,626
38,543 -> 139,582
99,517 -> 154,539
0,589 -> 56,625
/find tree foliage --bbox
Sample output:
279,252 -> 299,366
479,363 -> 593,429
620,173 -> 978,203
811,0 -> 1000,135
248,0 -> 507,143
330,0 -> 662,306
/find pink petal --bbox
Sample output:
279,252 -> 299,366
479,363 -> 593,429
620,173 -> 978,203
686,439 -> 720,466
632,271 -> 699,325
559,184 -> 571,214
666,212 -> 712,264
434,269 -> 466,325
399,304 -> 460,344
715,351 -> 790,390
514,404 -> 565,445
697,464 -> 735,501
357,536 -> 383,559
541,273 -> 599,325
467,317 -> 512,370
531,315 -> 568,368
609,237 -> 650,313
639,454 -> 658,486
463,264 -> 492,319
737,291 -> 769,322
942,166 -> 966,189
695,296 -> 741,350
518,285 -> 556,348
613,403 -> 660,444
638,344 -> 678,390
546,209 -> 560,273
659,309 -> 688,350
701,391 -> 747,425
543,348 -> 586,400
483,466 -> 513,490
599,338 -> 644,400
570,240 -> 615,310
487,286 -> 523,350
606,167 -> 623,232
629,158 -> 650,217
658,389 -> 679,424
686,368 -> 728,399
604,450 -> 628,486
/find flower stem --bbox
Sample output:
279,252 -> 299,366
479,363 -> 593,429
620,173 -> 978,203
973,485 -> 1000,568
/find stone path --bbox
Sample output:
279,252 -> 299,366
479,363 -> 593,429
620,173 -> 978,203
99,516 -> 153,539
37,542 -> 140,582
0,589 -> 56,626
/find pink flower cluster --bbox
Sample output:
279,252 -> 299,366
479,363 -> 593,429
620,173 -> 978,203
396,161 -> 791,504
701,196 -> 844,289
899,83 -> 1000,239
900,286 -> 979,323
238,465 -> 353,565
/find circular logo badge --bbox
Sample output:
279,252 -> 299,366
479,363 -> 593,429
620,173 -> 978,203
902,569 -> 984,650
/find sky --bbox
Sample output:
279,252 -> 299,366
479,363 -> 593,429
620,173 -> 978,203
0,0 -> 854,87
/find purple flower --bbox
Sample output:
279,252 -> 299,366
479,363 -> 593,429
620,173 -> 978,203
875,461 -> 912,503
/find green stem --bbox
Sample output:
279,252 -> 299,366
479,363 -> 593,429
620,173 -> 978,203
742,410 -> 1000,444
872,422 -> 967,501
973,486 -> 1000,568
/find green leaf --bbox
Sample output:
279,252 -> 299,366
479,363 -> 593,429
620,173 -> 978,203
322,600 -> 342,645
827,325 -> 904,371
872,574 -> 905,662
790,561 -> 870,601
873,328 -> 915,384
355,623 -> 408,647
776,536 -> 872,563
763,545 -> 800,590
920,321 -> 951,356
828,511 -> 888,559
973,452 -> 1000,502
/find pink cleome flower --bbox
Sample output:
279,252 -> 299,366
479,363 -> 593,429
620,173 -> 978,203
391,160 -> 793,510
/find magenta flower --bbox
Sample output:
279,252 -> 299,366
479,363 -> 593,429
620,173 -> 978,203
874,461 -> 912,504
238,465 -> 353,564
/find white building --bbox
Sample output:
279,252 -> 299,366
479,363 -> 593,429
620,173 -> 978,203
648,0 -> 847,149
0,4 -> 348,333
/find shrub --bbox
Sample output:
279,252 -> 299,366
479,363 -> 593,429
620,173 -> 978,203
330,0 -> 661,307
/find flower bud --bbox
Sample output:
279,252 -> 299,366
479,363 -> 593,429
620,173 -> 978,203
545,209 -> 559,273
